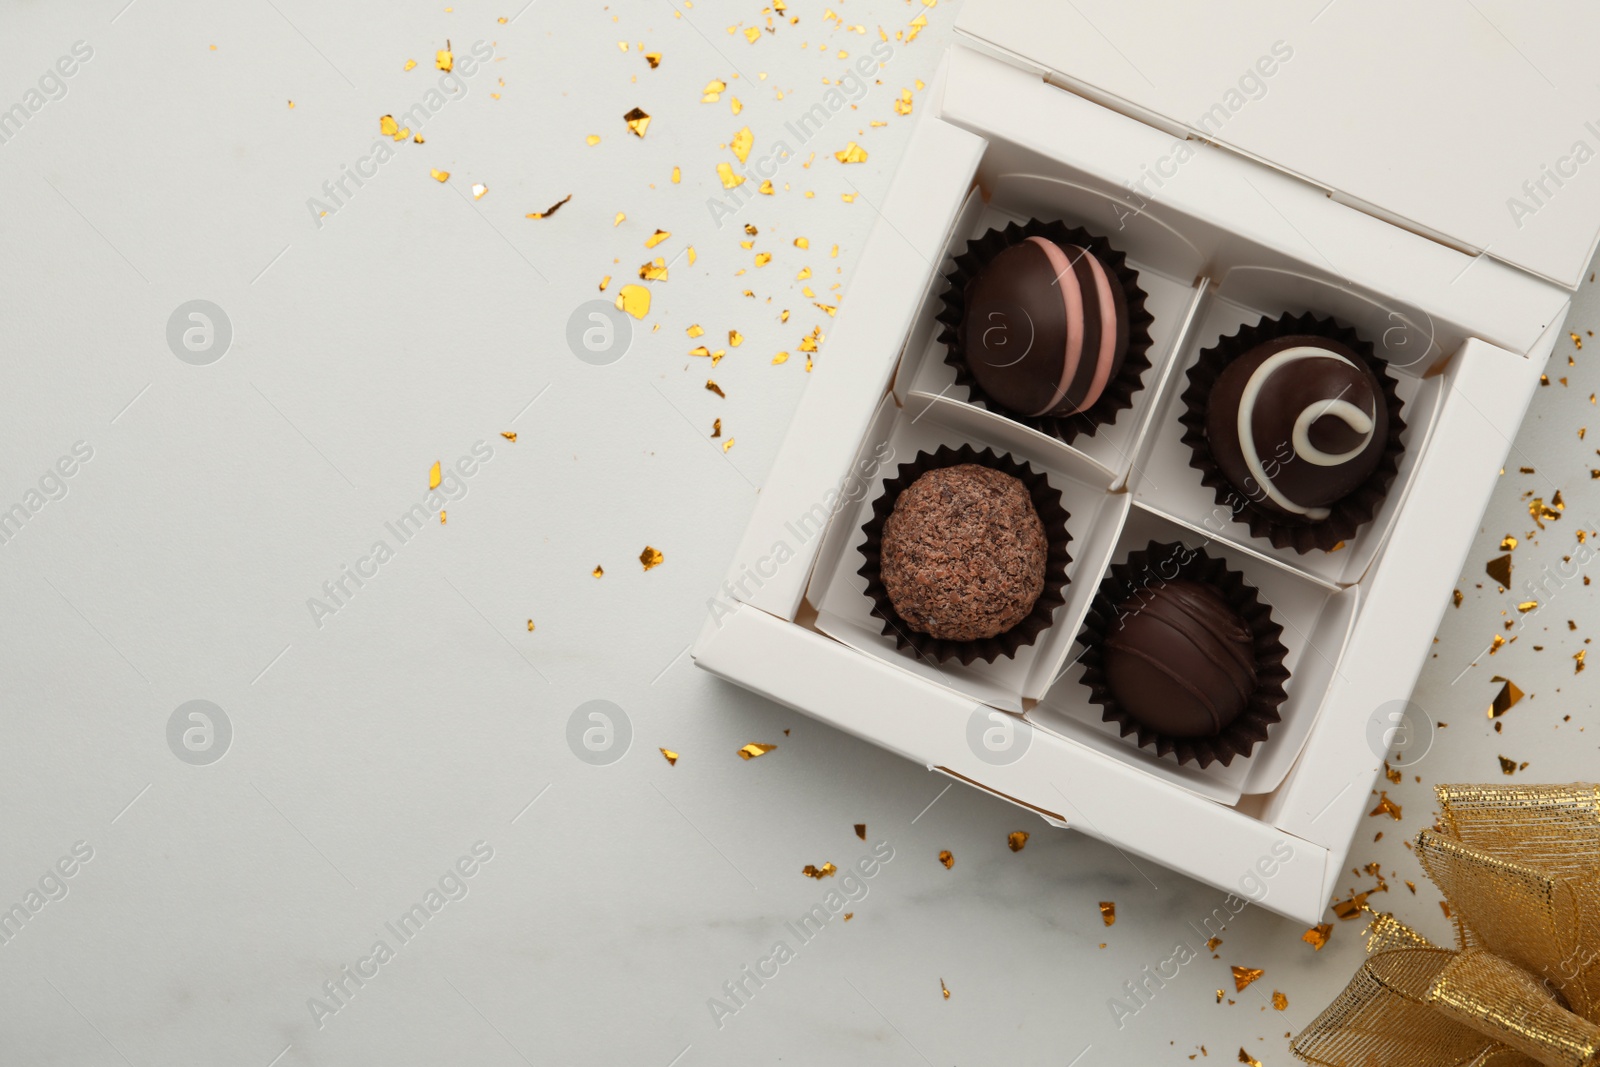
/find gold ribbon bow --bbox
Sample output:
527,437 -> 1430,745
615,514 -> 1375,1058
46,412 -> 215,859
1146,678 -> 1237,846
1293,784 -> 1600,1067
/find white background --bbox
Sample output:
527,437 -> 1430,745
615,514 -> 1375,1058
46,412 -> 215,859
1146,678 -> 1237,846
2,1 -> 1598,1064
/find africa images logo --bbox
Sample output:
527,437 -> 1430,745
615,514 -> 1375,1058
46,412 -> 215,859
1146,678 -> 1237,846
976,302 -> 1035,368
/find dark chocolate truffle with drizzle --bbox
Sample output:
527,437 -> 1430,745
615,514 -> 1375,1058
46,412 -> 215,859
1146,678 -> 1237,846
1101,580 -> 1257,738
960,237 -> 1130,418
1204,335 -> 1388,524
879,464 -> 1047,641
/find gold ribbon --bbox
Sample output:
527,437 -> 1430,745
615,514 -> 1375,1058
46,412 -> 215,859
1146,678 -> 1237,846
1293,784 -> 1600,1067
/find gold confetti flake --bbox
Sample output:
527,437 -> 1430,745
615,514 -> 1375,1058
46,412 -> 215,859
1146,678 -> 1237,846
380,114 -> 400,138
1501,535 -> 1518,551
796,266 -> 812,280
598,276 -> 610,291
686,324 -> 704,338
743,26 -> 760,43
526,193 -> 572,219
1517,600 -> 1538,612
525,619 -> 534,631
843,912 -> 853,921
1487,676 -> 1525,719
1207,937 -> 1223,952
1008,831 -> 1029,853
687,246 -> 697,265
1302,923 -> 1332,950
855,823 -> 867,840
1239,1051 -> 1263,1067
645,229 -> 671,248
894,88 -> 914,115
404,58 -> 417,71
671,166 -> 681,183
658,748 -> 678,765
1486,554 -> 1512,588
731,126 -> 754,164
428,461 -> 442,489
721,438 -> 735,453
689,345 -> 711,358
1490,634 -> 1507,654
834,142 -> 869,163
1099,901 -> 1115,926
730,96 -> 743,115
940,978 -> 950,1000
592,565 -> 604,578
716,162 -> 745,189
1272,991 -> 1288,1010
754,252 -> 772,266
1385,762 -> 1402,784
706,380 -> 725,398
1332,892 -> 1369,919
1231,965 -> 1264,992
615,284 -> 651,319
938,850 -> 954,869
639,258 -> 668,281
772,351 -> 789,365
1499,755 -> 1518,774
624,107 -> 651,137
430,169 -> 450,182
639,545 -> 664,571
758,180 -> 774,195
737,742 -> 775,760
471,182 -> 488,200
587,134 -> 602,146
728,330 -> 743,347
644,52 -> 661,69
436,43 -> 453,71
702,79 -> 727,102
501,432 -> 517,442
1369,792 -> 1402,819
1530,497 -> 1562,528
802,862 -> 838,879
439,510 -> 446,524
1578,649 -> 1588,674
710,418 -> 721,438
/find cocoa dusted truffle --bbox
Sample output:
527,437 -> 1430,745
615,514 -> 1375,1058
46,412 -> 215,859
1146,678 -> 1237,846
1204,335 -> 1388,524
960,237 -> 1130,419
879,464 -> 1047,641
1101,580 -> 1256,738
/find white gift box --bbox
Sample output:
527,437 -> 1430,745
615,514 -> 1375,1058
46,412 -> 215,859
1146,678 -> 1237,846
694,0 -> 1600,923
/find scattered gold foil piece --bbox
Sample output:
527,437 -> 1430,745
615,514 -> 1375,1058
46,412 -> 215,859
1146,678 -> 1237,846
895,88 -> 914,115
716,162 -> 745,189
1302,923 -> 1332,950
689,345 -> 711,358
430,169 -> 450,182
1207,937 -> 1223,952
1453,590 -> 1464,607
855,823 -> 866,840
1530,497 -> 1562,528
686,324 -> 704,338
730,96 -> 743,115
471,182 -> 488,200
525,619 -> 534,631
710,418 -> 722,438
1240,1051 -> 1263,1067
721,438 -> 734,453
1098,900 -> 1115,926
380,114 -> 400,138
639,258 -> 668,281
731,126 -> 754,164
1490,634 -> 1507,655
1216,989 -> 1226,1003
706,380 -> 725,398
671,166 -> 681,183
1498,755 -> 1517,774
615,284 -> 651,319
624,107 -> 651,137
843,912 -> 853,921
436,43 -> 453,71
728,330 -> 743,347
1517,600 -> 1538,613
743,26 -> 760,43
1369,792 -> 1402,820
1486,554 -> 1512,588
938,850 -> 954,869
587,134 -> 601,146
428,461 -> 442,489
940,978 -> 950,1000
1385,762 -> 1402,783
796,266 -> 812,280
687,246 -> 697,265
660,748 -> 678,766
501,432 -> 517,442
1008,831 -> 1029,853
404,58 -> 417,71
1231,965 -> 1264,992
1488,677 -> 1525,718
772,352 -> 789,365
439,510 -> 446,524
702,79 -> 727,102
834,142 -> 869,163
737,742 -> 775,760
645,229 -> 671,248
758,180 -> 774,195
754,252 -> 772,267
1332,893 -> 1369,919
644,52 -> 661,68
526,193 -> 572,219
1577,649 -> 1588,674
592,565 -> 604,578
639,545 -> 664,571
1501,535 -> 1518,550
599,276 -> 610,291
802,862 -> 838,879
613,212 -> 625,225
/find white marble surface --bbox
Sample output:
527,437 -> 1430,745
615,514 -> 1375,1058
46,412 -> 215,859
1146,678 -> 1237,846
3,1 -> 1598,1064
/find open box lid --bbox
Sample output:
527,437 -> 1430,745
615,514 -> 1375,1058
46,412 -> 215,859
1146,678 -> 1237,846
954,0 -> 1600,290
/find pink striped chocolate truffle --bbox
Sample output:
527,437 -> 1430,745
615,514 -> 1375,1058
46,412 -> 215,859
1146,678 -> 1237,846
960,236 -> 1130,418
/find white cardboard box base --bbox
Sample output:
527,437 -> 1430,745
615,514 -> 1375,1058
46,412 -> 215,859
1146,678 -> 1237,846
695,40 -> 1564,923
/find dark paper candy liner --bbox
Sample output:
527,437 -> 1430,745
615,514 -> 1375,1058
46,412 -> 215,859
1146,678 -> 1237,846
936,219 -> 1155,445
856,445 -> 1072,666
1077,540 -> 1289,768
1179,311 -> 1408,554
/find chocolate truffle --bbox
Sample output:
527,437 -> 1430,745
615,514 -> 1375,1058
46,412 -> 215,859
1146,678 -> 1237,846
960,237 -> 1130,418
1101,580 -> 1256,738
1204,335 -> 1388,523
879,464 -> 1047,641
